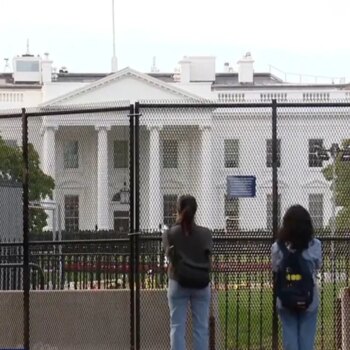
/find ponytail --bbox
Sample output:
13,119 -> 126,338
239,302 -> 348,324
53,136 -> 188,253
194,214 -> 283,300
181,206 -> 195,234
176,195 -> 197,235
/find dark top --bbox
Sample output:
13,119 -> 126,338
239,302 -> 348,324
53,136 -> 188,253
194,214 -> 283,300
162,223 -> 213,280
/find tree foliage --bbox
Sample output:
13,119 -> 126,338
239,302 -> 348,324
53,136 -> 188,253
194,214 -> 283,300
322,139 -> 350,230
0,138 -> 55,232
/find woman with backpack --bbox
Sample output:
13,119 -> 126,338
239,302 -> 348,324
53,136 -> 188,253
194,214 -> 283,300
272,205 -> 322,350
162,195 -> 213,350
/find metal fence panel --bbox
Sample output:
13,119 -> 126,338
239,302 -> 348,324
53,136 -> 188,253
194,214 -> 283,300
0,111 -> 24,349
27,103 -> 132,350
0,101 -> 349,350
278,104 -> 350,350
137,102 -> 274,350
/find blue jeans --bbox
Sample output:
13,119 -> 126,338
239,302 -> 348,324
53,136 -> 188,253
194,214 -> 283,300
278,308 -> 318,350
167,278 -> 210,350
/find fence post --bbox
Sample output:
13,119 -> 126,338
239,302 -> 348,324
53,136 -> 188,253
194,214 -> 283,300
134,102 -> 141,350
129,104 -> 135,350
22,107 -> 30,350
128,102 -> 141,350
271,99 -> 279,350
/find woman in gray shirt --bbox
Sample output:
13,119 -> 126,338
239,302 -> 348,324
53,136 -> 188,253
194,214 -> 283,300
162,195 -> 212,350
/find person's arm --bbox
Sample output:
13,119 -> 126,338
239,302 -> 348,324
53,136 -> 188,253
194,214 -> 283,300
271,242 -> 280,273
207,230 -> 213,255
162,229 -> 170,254
314,239 -> 322,270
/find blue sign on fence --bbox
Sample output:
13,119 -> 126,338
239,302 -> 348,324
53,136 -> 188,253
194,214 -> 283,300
227,176 -> 256,198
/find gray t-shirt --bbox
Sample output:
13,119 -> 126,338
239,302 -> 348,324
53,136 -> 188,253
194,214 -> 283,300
162,224 -> 213,281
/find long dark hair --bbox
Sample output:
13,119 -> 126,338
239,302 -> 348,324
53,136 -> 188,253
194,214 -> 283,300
278,205 -> 314,250
176,195 -> 197,235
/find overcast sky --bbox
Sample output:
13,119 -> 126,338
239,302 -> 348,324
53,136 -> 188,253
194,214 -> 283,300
1,0 -> 350,82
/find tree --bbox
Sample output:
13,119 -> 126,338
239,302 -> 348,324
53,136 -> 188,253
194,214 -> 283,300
0,137 -> 55,233
322,139 -> 350,231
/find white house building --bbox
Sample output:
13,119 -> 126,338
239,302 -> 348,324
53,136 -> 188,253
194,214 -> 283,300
0,51 -> 349,233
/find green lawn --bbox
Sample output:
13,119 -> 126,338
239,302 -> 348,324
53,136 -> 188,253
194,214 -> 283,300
217,283 -> 347,350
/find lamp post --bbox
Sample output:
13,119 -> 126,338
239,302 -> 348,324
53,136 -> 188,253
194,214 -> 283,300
120,181 -> 130,205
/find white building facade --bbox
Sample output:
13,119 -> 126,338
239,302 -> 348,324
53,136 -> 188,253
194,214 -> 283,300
1,52 -> 349,233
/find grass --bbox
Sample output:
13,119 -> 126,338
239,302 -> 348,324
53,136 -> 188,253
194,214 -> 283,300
217,282 -> 347,350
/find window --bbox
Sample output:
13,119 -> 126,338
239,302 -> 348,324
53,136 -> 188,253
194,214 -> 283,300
114,211 -> 129,234
64,141 -> 79,169
163,195 -> 178,227
4,139 -> 17,148
266,139 -> 281,168
114,140 -> 128,168
163,140 -> 178,169
267,194 -> 281,230
225,195 -> 239,232
16,60 -> 40,72
309,139 -> 323,168
225,195 -> 239,218
224,139 -> 239,168
309,194 -> 324,229
64,195 -> 79,232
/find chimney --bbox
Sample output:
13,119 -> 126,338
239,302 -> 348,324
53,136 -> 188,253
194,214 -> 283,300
42,52 -> 53,83
179,57 -> 191,83
238,52 -> 254,84
3,58 -> 10,72
224,62 -> 230,73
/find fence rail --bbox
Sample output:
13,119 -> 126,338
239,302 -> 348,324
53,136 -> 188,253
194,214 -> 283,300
1,235 -> 349,349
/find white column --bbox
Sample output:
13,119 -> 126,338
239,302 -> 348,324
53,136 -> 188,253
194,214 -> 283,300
96,126 -> 110,230
148,126 -> 162,229
42,126 -> 57,231
199,125 -> 212,228
43,126 -> 57,179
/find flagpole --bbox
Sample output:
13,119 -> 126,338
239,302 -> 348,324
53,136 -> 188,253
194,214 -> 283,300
111,0 -> 118,72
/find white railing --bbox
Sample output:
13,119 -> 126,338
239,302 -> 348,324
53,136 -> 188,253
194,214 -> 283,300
303,92 -> 330,102
218,93 -> 245,102
0,92 -> 24,103
217,91 -> 349,102
260,93 -> 288,102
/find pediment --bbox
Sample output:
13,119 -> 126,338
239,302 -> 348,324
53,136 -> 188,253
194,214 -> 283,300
42,68 -> 202,106
161,179 -> 183,191
301,179 -> 329,189
57,179 -> 85,189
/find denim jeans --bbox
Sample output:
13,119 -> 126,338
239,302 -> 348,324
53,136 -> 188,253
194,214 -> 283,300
278,307 -> 318,350
167,278 -> 211,350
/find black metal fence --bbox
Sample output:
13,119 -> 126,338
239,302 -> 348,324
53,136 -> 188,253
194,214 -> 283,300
0,235 -> 349,349
0,101 -> 349,349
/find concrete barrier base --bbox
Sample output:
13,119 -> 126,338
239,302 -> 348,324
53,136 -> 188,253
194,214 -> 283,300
0,289 -> 220,350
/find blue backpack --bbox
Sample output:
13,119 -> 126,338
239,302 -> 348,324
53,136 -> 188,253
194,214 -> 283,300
276,241 -> 314,312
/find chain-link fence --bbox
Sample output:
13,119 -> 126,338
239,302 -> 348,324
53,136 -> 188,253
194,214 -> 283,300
135,101 -> 350,350
0,101 -> 349,349
0,111 -> 25,349
278,103 -> 350,350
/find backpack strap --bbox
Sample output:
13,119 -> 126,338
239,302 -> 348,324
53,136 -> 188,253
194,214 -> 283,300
277,240 -> 290,257
166,229 -> 172,246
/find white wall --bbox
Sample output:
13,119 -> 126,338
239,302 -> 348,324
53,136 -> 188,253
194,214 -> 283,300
1,68 -> 349,233
26,110 -> 350,231
0,89 -> 42,110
